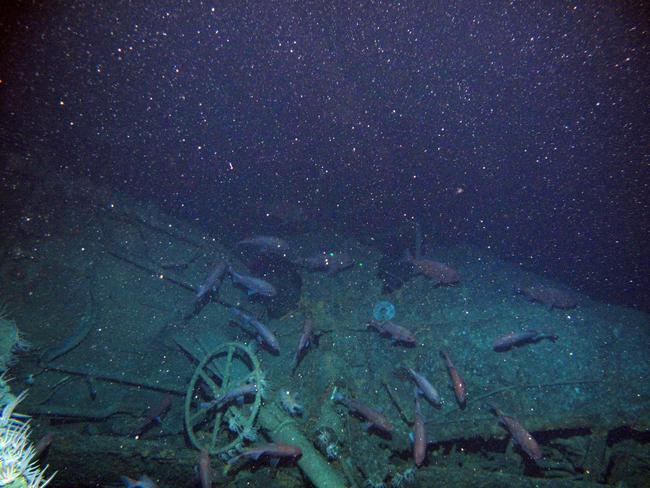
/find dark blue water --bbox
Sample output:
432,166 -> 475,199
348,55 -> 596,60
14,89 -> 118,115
1,1 -> 648,312
1,2 -> 649,487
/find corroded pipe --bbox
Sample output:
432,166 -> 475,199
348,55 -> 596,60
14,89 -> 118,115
258,403 -> 348,488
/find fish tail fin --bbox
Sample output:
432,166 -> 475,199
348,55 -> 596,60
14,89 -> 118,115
539,328 -> 558,340
291,356 -> 299,375
439,350 -> 449,363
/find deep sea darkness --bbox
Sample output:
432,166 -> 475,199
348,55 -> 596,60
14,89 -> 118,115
1,1 -> 648,310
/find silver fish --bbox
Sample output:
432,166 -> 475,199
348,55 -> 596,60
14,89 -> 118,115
196,262 -> 228,300
230,308 -> 280,353
202,382 -> 258,410
237,235 -> 290,255
407,368 -> 442,408
229,269 -> 277,297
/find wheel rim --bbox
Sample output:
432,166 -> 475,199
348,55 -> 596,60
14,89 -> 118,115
184,342 -> 262,454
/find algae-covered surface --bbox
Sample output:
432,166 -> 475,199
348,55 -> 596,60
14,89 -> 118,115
0,170 -> 648,487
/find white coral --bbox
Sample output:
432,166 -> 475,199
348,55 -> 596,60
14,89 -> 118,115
227,412 -> 243,434
241,424 -> 258,442
278,390 -> 303,416
0,391 -> 55,487
253,371 -> 270,399
316,429 -> 330,446
325,443 -> 339,460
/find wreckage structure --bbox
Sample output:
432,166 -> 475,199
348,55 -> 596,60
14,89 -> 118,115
1,156 -> 649,487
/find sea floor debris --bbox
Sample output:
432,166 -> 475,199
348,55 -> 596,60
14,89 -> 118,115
0,170 -> 648,487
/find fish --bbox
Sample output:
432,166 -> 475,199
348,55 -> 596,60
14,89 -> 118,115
196,262 -> 228,300
237,235 -> 290,255
227,442 -> 302,465
293,314 -> 314,371
39,303 -> 93,366
493,329 -> 558,352
413,391 -> 427,467
201,382 -> 258,410
129,394 -> 173,438
295,251 -> 355,275
214,382 -> 258,407
440,350 -> 466,409
403,250 -> 460,285
199,449 -> 211,488
230,307 -> 280,353
367,319 -> 416,346
488,403 -> 543,461
35,432 -> 54,457
515,285 -> 577,310
229,268 -> 277,297
333,392 -> 393,434
120,474 -> 159,488
407,368 -> 442,408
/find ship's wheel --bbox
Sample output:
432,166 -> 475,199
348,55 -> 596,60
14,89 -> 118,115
184,342 -> 262,454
